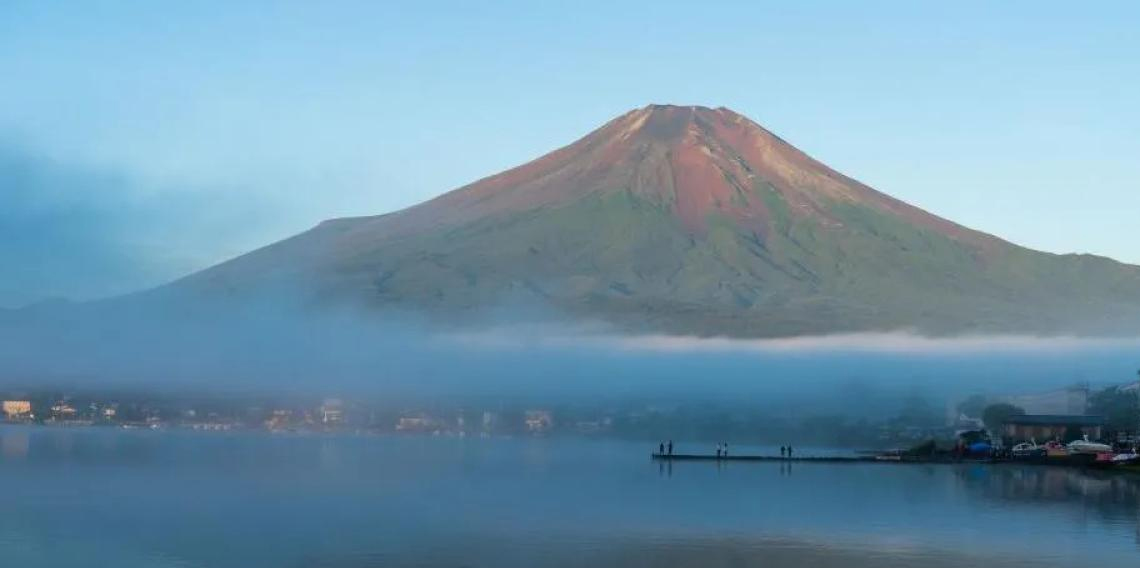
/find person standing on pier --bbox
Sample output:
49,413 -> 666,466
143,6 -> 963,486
723,442 -> 728,457
787,446 -> 793,459
716,443 -> 722,459
659,442 -> 665,455
667,440 -> 673,456
780,446 -> 786,458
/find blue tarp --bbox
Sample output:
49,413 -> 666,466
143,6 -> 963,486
967,442 -> 992,453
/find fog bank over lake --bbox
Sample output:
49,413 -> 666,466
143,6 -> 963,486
2,296 -> 1137,412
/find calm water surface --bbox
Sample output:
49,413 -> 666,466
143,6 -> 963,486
1,426 -> 1138,567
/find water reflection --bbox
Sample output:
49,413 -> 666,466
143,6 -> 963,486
2,428 -> 1139,568
1,428 -> 28,459
955,465 -> 1140,529
307,535 -> 1060,568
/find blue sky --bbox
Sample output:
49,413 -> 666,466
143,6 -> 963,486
1,1 -> 1138,306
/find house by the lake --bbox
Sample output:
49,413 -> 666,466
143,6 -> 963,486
1002,414 -> 1105,442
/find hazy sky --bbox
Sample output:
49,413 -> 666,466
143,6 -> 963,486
2,1 -> 1138,307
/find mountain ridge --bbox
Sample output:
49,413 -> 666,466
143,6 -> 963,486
169,104 -> 1140,337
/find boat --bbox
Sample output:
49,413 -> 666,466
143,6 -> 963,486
1011,442 -> 1046,459
1065,436 -> 1113,456
1111,452 -> 1140,464
1042,440 -> 1068,458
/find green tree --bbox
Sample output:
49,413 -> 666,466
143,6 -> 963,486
982,403 -> 1026,435
1088,386 -> 1140,436
905,439 -> 938,457
958,429 -> 988,445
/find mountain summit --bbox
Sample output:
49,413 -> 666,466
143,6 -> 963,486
178,105 -> 1140,336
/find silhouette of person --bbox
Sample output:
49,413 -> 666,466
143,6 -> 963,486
659,442 -> 665,455
716,443 -> 722,459
723,442 -> 728,457
667,440 -> 673,456
788,445 -> 793,459
780,446 -> 786,458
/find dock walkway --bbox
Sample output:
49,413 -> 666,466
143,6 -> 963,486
651,453 -> 874,463
650,453 -> 1133,470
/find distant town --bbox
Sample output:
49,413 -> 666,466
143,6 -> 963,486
0,393 -> 563,437
3,379 -> 1138,449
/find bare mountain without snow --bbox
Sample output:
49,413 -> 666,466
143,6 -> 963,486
170,105 -> 1140,337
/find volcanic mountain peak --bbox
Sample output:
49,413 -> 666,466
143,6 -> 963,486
351,103 -> 973,244
178,104 -> 1140,338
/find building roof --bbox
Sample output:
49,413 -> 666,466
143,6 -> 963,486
1003,414 -> 1105,426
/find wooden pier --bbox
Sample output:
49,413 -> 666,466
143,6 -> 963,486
651,453 -> 875,463
650,453 -> 1139,470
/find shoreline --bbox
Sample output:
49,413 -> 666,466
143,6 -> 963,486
650,452 -> 1140,472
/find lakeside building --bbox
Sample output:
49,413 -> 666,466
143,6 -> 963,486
2,400 -> 33,421
50,401 -> 78,420
574,417 -> 613,434
265,409 -> 294,431
320,399 -> 344,425
525,410 -> 553,434
1003,414 -> 1105,442
396,413 -> 439,432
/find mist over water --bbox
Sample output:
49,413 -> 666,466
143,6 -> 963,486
2,294 -> 1137,413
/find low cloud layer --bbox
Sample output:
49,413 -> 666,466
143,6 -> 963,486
460,329 -> 1140,356
2,294 -> 1137,413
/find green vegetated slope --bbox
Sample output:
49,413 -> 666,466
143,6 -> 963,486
284,184 -> 1140,337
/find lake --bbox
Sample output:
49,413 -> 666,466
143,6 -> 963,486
1,426 -> 1138,567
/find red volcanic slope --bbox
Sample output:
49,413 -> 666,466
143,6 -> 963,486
330,104 -> 994,248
